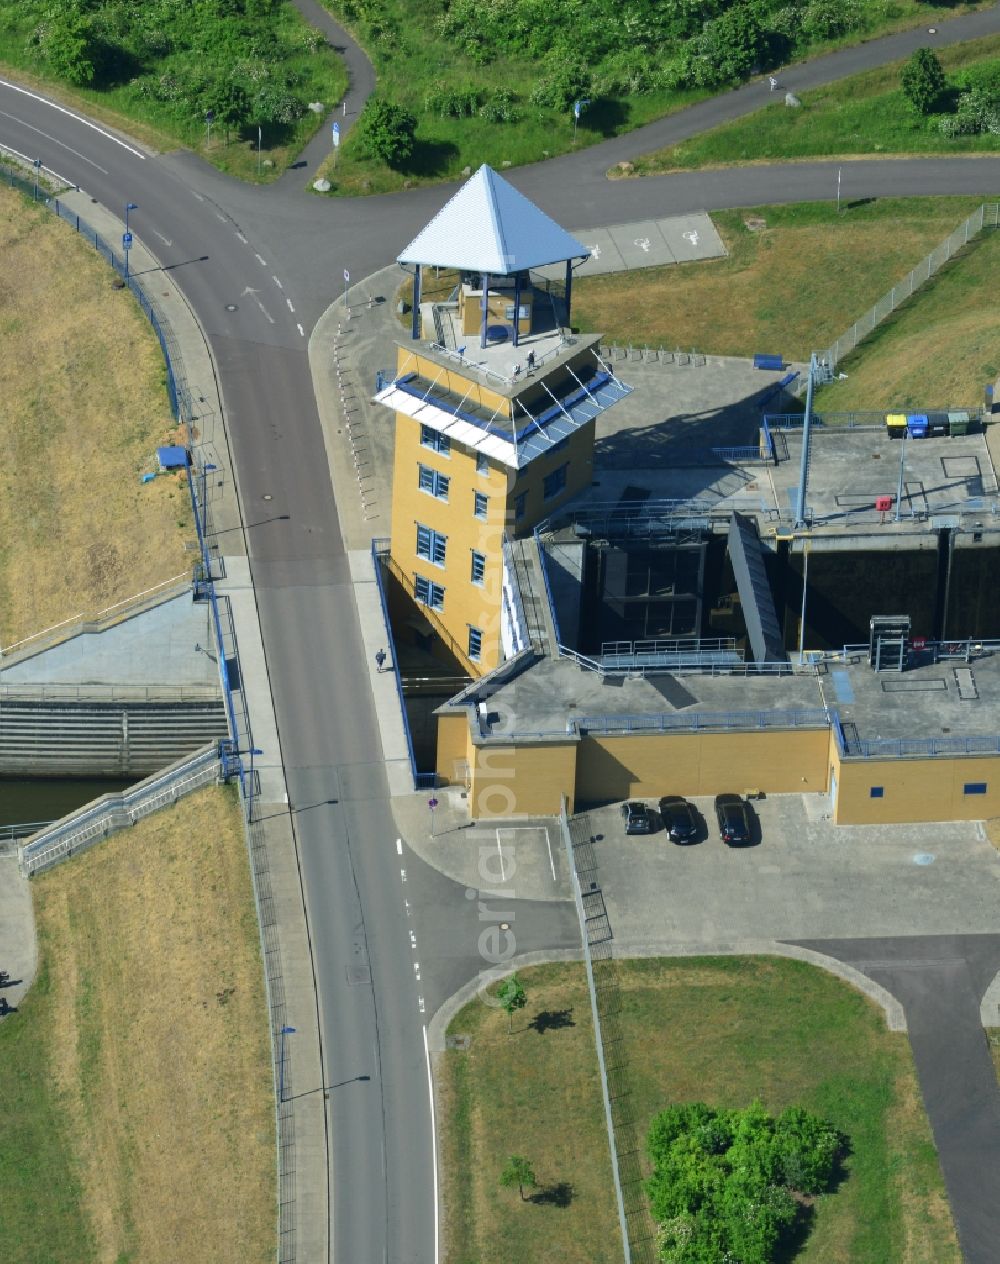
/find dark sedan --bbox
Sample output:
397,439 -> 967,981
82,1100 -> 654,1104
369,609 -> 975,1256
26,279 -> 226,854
658,796 -> 700,844
715,794 -> 754,846
621,801 -> 656,835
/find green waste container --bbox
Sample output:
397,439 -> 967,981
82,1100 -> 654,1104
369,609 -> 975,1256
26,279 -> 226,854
948,410 -> 972,436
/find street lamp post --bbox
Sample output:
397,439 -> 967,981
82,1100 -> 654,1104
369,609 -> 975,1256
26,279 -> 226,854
278,1025 -> 297,1103
200,463 -> 218,553
124,202 -> 138,283
33,158 -> 41,200
257,125 -> 262,178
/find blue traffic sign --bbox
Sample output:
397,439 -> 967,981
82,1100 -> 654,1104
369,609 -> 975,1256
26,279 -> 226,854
332,121 -> 341,148
122,231 -> 133,249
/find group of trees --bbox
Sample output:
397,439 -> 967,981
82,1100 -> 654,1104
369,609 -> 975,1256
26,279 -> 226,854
902,47 -> 1000,137
645,1101 -> 842,1263
16,0 -> 314,135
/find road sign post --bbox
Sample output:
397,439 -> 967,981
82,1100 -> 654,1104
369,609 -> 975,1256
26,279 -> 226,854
332,121 -> 340,169
428,796 -> 439,837
343,267 -> 351,319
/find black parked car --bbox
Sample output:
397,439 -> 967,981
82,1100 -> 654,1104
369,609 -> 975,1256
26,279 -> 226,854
658,796 -> 700,844
621,801 -> 656,835
715,794 -> 754,846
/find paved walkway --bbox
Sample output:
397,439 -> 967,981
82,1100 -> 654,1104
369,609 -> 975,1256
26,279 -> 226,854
0,855 -> 37,1018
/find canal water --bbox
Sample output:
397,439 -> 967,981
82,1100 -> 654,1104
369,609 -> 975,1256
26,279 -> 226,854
0,777 -> 134,828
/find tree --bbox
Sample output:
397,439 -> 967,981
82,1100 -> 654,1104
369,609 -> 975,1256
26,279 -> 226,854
901,48 -> 947,115
352,97 -> 416,167
497,973 -> 527,1034
41,8 -> 96,86
500,1154 -> 536,1201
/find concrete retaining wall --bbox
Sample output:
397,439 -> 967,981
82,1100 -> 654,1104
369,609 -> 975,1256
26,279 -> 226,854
0,698 -> 229,776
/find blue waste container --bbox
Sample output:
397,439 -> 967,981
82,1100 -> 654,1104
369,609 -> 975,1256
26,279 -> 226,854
906,413 -> 928,438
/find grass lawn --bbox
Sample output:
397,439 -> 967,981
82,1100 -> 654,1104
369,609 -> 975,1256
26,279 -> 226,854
814,224 -> 1000,411
572,197 -> 986,364
440,958 -> 959,1264
0,4 -> 346,183
630,34 -> 1000,176
0,181 -> 192,647
314,0 -> 983,196
0,785 -> 274,1264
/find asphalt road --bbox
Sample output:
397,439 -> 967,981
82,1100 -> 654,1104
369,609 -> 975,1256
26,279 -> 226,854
797,935 -> 1000,1264
2,6 -> 1000,1259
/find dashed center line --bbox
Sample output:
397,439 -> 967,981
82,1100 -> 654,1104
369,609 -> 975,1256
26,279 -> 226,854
236,231 -> 248,244
396,838 -> 403,855
255,252 -> 267,266
286,298 -> 295,313
272,275 -> 283,289
297,323 -> 305,337
0,78 -> 145,158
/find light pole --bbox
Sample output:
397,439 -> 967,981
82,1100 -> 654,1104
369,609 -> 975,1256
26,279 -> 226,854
205,109 -> 214,148
33,157 -> 41,200
124,202 -> 138,282
200,462 -> 217,549
257,124 -> 262,178
279,1025 -> 297,1103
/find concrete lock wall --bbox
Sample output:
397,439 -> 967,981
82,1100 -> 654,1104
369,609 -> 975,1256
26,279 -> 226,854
832,746 -> 1000,824
575,728 -> 831,803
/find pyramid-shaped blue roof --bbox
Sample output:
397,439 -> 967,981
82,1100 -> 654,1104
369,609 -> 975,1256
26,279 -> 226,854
397,165 -> 589,274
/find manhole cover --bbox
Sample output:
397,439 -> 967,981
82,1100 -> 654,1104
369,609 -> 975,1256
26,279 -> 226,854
225,303 -> 238,311
913,853 -> 935,866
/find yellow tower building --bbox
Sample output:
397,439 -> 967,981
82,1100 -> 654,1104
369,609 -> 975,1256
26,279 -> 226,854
375,166 -> 631,676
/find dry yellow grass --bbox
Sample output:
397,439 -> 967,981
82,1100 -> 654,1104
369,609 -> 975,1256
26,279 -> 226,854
33,784 -> 274,1263
0,182 -> 191,646
573,200 -> 984,363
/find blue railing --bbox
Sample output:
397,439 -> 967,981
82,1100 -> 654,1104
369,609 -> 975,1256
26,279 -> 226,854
371,540 -> 432,789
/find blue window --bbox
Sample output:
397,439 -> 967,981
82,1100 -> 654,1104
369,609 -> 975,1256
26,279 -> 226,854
514,492 -> 527,520
418,464 -> 449,501
870,787 -> 884,799
474,491 -> 488,520
471,550 -> 486,584
414,574 -> 445,611
416,524 -> 447,567
964,782 -> 988,795
421,424 -> 450,455
468,626 -> 483,660
543,463 -> 568,500
476,452 -> 489,475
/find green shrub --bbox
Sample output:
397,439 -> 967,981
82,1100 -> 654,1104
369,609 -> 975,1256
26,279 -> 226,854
901,47 -> 948,114
352,96 -> 417,165
646,1100 -> 843,1263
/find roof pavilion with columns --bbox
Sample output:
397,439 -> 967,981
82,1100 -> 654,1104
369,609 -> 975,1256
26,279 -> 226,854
397,164 -> 591,349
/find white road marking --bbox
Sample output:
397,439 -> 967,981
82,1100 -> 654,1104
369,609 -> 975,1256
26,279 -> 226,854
214,211 -> 226,223
418,995 -> 425,1014
191,190 -> 204,202
152,229 -> 172,247
409,931 -> 417,948
395,838 -> 403,855
255,252 -> 267,266
297,322 -> 305,337
272,274 -> 283,289
422,1027 -> 440,1264
236,230 -> 248,244
0,110 -> 107,174
241,286 -> 275,324
544,826 -> 557,882
0,140 -> 77,187
400,868 -> 407,883
494,829 -> 506,883
403,898 -> 412,915
413,963 -> 421,980
286,298 -> 295,313
0,78 -> 145,158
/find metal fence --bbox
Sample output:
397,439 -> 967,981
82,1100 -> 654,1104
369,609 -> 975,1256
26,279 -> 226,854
19,744 -> 221,875
819,203 -> 1000,372
5,152 -> 299,1262
560,806 -> 652,1263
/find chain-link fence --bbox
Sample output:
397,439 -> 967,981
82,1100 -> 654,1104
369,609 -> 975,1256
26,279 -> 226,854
560,807 -> 658,1264
820,203 -> 1000,372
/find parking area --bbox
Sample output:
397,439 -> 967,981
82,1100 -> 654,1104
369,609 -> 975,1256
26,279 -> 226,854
583,794 -> 1000,947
